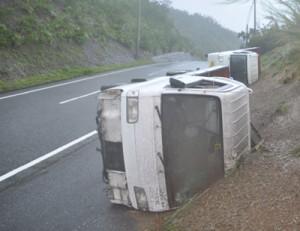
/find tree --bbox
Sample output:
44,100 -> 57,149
267,0 -> 300,56
245,0 -> 300,55
247,22 -> 281,54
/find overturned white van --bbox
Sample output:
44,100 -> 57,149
207,49 -> 259,85
230,51 -> 259,85
96,76 -> 252,212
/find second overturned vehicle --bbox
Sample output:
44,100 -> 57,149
96,75 -> 252,212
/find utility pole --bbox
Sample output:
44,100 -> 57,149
135,0 -> 141,59
253,0 -> 256,32
246,24 -> 249,46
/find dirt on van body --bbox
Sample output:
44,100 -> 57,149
137,56 -> 300,231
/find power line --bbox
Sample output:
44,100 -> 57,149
247,0 -> 254,27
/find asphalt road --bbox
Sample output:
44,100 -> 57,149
0,61 -> 208,231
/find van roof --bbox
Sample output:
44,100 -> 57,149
106,75 -> 249,95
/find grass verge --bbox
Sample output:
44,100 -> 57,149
0,59 -> 153,93
290,145 -> 300,158
275,102 -> 289,115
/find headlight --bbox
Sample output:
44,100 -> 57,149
127,90 -> 139,123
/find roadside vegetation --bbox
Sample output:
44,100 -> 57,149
244,0 -> 300,86
0,60 -> 151,92
290,145 -> 300,157
0,0 -> 189,52
0,0 -> 182,92
0,0 -> 240,93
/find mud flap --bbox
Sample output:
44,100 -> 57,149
250,122 -> 261,148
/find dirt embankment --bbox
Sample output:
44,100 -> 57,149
137,53 -> 300,231
171,57 -> 300,231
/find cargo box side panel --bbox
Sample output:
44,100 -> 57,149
232,95 -> 250,154
224,90 -> 251,170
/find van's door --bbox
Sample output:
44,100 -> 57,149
161,94 -> 224,208
230,54 -> 248,85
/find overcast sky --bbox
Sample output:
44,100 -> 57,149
171,0 -> 270,32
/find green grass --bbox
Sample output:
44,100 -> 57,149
280,72 -> 297,84
290,145 -> 300,158
271,58 -> 286,72
0,65 -> 12,75
275,102 -> 289,115
0,60 -> 152,92
260,54 -> 281,78
260,54 -> 269,63
295,81 -> 300,93
158,224 -> 182,231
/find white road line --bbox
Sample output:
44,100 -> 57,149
59,90 -> 100,104
0,130 -> 98,182
148,63 -> 195,76
148,67 -> 171,76
0,64 -> 161,101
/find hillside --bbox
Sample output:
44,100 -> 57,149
0,0 -> 240,92
166,50 -> 300,231
136,48 -> 300,231
169,9 -> 241,55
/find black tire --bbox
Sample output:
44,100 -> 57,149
131,78 -> 146,83
166,70 -> 188,76
100,85 -> 119,91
